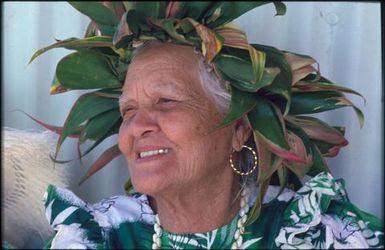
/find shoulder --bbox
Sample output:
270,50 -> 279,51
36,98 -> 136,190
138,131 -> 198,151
273,172 -> 384,249
43,185 -> 155,248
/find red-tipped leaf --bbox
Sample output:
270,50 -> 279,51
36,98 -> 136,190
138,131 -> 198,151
186,18 -> 223,63
78,144 -> 121,185
20,110 -> 82,138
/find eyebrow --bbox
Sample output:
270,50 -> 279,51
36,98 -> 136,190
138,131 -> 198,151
118,94 -> 131,111
118,81 -> 186,111
119,93 -> 134,115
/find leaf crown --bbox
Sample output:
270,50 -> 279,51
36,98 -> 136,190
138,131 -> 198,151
30,1 -> 364,224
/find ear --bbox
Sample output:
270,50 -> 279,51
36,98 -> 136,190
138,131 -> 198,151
232,117 -> 252,152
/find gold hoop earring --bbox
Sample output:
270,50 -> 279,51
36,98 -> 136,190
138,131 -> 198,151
229,145 -> 258,176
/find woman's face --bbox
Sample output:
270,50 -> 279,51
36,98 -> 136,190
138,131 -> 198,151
118,43 -> 238,195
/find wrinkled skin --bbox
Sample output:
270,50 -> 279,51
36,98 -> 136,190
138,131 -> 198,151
118,42 -> 250,233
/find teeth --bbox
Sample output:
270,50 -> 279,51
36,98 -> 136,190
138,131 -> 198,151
139,149 -> 169,158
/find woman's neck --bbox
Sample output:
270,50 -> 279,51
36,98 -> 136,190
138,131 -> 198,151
148,174 -> 241,234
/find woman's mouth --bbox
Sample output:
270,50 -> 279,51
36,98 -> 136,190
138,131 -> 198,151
138,148 -> 169,159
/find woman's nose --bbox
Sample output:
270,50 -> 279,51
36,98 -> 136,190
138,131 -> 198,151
129,108 -> 160,138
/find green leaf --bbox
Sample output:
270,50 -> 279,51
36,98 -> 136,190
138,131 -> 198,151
55,92 -> 119,159
186,18 -> 224,62
126,10 -> 140,37
69,2 -> 118,25
293,81 -> 365,101
289,91 -> 364,128
215,54 -> 253,84
283,124 -> 314,179
284,52 -> 317,84
80,109 -> 121,142
79,121 -> 120,159
248,96 -> 290,150
204,2 -> 274,28
69,1 -> 120,37
56,51 -> 122,89
105,55 -> 129,82
29,36 -> 113,64
171,2 -> 214,20
353,106 -> 365,128
123,2 -> 136,12
110,2 -> 126,20
50,75 -> 68,95
285,121 -> 330,177
113,12 -> 133,46
311,139 -> 347,157
135,1 -> 168,21
285,116 -> 348,158
333,126 -> 346,136
94,89 -> 122,99
214,38 -> 269,86
249,46 -> 266,83
214,54 -> 276,92
273,2 -> 287,16
217,85 -> 256,128
63,94 -> 119,137
253,132 -> 283,184
151,18 -> 190,43
84,21 -> 102,38
251,44 -> 292,114
215,26 -> 248,50
285,115 -> 347,145
306,144 -> 330,176
290,91 -> 342,114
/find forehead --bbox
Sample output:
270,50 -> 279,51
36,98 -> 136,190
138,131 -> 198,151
122,43 -> 203,97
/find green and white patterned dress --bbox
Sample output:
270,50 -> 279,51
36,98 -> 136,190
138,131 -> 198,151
43,172 -> 384,249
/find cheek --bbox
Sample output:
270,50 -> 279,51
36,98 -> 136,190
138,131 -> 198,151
159,105 -> 226,152
174,128 -> 234,184
118,123 -> 132,155
160,113 -> 204,143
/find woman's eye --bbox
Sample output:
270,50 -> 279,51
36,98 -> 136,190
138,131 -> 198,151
122,106 -> 136,118
157,98 -> 176,104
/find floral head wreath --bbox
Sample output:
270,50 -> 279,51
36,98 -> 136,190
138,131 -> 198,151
30,1 -> 364,224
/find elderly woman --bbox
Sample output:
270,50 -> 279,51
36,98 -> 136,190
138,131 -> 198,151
32,2 -> 383,249
119,41 -> 251,233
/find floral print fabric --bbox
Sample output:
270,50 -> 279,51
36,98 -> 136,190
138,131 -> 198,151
43,172 -> 384,249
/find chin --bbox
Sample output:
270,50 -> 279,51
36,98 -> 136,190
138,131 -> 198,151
131,173 -> 168,196
128,160 -> 176,195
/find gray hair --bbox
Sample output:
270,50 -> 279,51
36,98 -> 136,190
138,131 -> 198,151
193,48 -> 231,114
